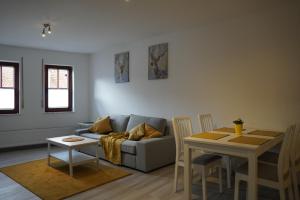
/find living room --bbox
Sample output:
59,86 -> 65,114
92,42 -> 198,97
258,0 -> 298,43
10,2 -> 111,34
0,0 -> 299,200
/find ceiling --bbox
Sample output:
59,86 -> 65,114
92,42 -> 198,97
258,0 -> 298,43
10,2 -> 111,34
0,0 -> 288,53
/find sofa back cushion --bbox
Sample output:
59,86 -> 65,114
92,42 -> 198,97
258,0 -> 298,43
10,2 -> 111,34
126,114 -> 167,135
110,115 -> 130,132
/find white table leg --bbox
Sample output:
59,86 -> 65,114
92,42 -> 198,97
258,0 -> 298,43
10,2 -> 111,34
96,144 -> 99,169
184,143 -> 192,200
248,154 -> 257,200
69,148 -> 73,177
47,142 -> 51,166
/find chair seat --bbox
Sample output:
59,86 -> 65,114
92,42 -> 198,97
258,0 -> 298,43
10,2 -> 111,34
258,151 -> 279,165
192,154 -> 222,166
236,162 -> 278,182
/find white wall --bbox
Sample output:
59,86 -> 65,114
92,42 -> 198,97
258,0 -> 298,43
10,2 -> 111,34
0,45 -> 90,148
90,3 -> 300,132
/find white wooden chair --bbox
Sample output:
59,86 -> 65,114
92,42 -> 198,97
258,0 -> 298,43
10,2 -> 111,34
234,125 -> 295,200
290,124 -> 300,200
198,113 -> 232,189
172,116 -> 223,199
258,124 -> 300,200
296,125 -> 300,188
199,114 -> 215,132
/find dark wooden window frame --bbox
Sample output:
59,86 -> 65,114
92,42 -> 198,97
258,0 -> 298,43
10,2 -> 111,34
0,61 -> 19,114
45,65 -> 73,112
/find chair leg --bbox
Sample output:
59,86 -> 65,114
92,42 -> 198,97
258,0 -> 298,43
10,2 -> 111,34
292,166 -> 300,200
288,185 -> 294,200
173,163 -> 179,193
279,188 -> 286,200
201,167 -> 207,200
225,156 -> 232,189
218,166 -> 223,193
234,175 -> 240,200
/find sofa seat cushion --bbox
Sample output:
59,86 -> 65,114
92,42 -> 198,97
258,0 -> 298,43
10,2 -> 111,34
81,133 -> 137,155
126,114 -> 167,135
121,140 -> 137,154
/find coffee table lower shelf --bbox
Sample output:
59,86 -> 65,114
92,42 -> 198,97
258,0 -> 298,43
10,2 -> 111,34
50,150 -> 97,166
49,150 -> 99,176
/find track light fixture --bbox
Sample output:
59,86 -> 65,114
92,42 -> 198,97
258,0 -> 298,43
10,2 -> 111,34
42,23 -> 52,37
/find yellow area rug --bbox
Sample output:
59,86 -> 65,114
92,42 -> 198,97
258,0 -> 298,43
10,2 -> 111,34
0,158 -> 131,200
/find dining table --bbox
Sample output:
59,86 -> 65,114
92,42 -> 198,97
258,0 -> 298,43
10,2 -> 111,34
183,127 -> 284,200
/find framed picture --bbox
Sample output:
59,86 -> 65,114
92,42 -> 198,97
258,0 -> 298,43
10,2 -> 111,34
148,43 -> 168,80
115,52 -> 129,83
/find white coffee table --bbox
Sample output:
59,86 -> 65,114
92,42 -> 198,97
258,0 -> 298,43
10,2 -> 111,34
47,135 -> 99,176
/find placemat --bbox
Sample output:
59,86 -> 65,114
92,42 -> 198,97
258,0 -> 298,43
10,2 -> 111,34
214,127 -> 245,133
192,132 -> 229,140
228,136 -> 270,145
247,130 -> 282,137
62,137 -> 85,142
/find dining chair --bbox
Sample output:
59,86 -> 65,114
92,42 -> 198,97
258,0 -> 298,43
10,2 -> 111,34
172,116 -> 223,199
234,125 -> 295,200
258,124 -> 299,200
199,114 -> 215,132
290,124 -> 300,200
198,113 -> 232,189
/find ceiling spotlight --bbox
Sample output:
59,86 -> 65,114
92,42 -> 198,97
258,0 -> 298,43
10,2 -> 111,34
47,25 -> 52,34
41,23 -> 52,37
42,28 -> 46,37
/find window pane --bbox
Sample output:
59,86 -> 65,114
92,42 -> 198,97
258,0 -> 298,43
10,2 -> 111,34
0,88 -> 15,109
59,69 -> 68,88
48,89 -> 69,108
2,66 -> 14,88
48,69 -> 58,88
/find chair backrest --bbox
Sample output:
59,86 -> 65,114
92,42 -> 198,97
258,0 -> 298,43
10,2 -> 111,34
296,124 -> 300,162
172,117 -> 193,161
198,113 -> 214,132
278,124 -> 296,183
290,124 -> 300,166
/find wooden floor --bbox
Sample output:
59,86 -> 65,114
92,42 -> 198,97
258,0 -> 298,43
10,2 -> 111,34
0,147 -> 281,200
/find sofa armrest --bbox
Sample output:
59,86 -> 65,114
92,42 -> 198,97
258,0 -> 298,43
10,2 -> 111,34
135,136 -> 176,172
75,128 -> 90,135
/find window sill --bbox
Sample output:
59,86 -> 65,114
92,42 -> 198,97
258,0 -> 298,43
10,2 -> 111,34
44,111 -> 75,114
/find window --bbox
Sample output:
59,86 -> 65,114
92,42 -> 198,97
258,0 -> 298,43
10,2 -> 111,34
0,61 -> 19,114
45,65 -> 73,112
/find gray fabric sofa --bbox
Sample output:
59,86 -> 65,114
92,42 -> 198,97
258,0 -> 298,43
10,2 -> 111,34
75,114 -> 176,172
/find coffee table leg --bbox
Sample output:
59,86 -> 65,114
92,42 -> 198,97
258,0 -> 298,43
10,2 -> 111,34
69,148 -> 73,177
96,144 -> 99,169
47,142 -> 51,166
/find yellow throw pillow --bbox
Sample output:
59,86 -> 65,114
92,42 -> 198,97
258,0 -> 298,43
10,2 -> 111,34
143,124 -> 163,139
128,123 -> 145,141
88,116 -> 113,134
